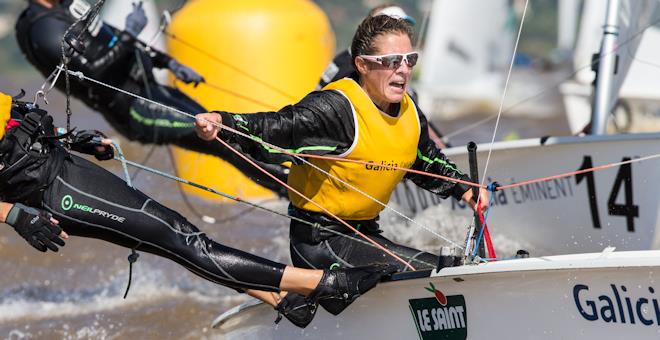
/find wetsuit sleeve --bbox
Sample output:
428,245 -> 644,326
30,19 -> 136,79
27,16 -> 73,72
216,90 -> 355,164
147,47 -> 173,69
72,24 -> 138,79
406,107 -> 471,200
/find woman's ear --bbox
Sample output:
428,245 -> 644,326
354,56 -> 370,75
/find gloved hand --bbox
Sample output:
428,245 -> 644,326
5,203 -> 65,253
168,59 -> 205,86
70,130 -> 114,161
125,1 -> 148,38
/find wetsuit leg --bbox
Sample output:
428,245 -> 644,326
128,84 -> 289,196
41,154 -> 285,292
289,220 -> 438,272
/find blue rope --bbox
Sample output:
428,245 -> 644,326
472,183 -> 497,257
480,257 -> 519,262
112,141 -> 133,188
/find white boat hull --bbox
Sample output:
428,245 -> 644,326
214,250 -> 660,339
390,133 -> 660,255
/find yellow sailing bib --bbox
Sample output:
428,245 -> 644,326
0,92 -> 11,140
288,78 -> 420,220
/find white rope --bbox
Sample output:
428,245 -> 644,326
480,1 -> 529,189
462,1 -> 529,259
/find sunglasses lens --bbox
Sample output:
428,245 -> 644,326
381,55 -> 403,68
406,53 -> 419,67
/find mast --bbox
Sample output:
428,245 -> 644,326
590,0 -> 620,135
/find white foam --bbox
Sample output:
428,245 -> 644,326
0,267 -> 242,323
380,201 -> 531,258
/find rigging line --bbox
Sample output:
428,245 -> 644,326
57,66 -> 660,195
112,140 -> 133,188
620,22 -> 660,77
164,31 -> 298,101
61,65 -> 660,248
480,0 -> 529,189
129,49 -> 158,181
144,10 -> 171,52
61,68 -> 465,249
130,144 -> 157,181
112,156 -> 435,268
215,129 -> 465,248
414,1 -> 432,52
59,0 -> 107,133
166,145 -> 229,225
461,1 -> 528,258
497,152 -> 660,191
201,81 -> 280,111
288,145 -> 660,192
214,137 -> 416,271
442,12 -> 660,142
291,153 -> 483,189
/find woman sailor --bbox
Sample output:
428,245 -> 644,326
195,14 -> 489,318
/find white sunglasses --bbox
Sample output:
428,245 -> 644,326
358,52 -> 419,69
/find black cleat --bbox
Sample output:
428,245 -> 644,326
274,293 -> 317,329
310,264 -> 397,315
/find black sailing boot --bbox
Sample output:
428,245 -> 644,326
310,264 -> 398,315
274,293 -> 317,328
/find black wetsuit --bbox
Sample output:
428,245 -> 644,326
0,108 -> 285,292
215,84 -> 471,272
14,1 -> 288,195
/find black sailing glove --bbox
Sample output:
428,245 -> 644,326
167,59 -> 205,86
70,130 -> 114,161
125,1 -> 148,38
5,203 -> 65,253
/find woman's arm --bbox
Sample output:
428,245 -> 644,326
197,90 -> 356,164
406,107 -> 489,211
0,201 -> 12,223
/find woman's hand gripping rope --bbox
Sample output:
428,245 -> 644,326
194,112 -> 222,141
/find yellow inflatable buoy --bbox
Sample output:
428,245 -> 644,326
167,0 -> 335,202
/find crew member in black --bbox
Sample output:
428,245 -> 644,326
15,0 -> 289,195
0,92 -> 394,329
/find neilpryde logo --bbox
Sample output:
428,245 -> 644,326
61,195 -> 74,211
59,194 -> 126,223
408,283 -> 467,340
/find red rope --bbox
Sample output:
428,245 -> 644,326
477,204 -> 497,260
214,137 -> 416,271
218,122 -> 660,192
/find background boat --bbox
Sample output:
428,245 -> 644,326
560,0 -> 660,134
393,0 -> 660,257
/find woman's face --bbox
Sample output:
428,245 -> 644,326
356,32 -> 414,111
